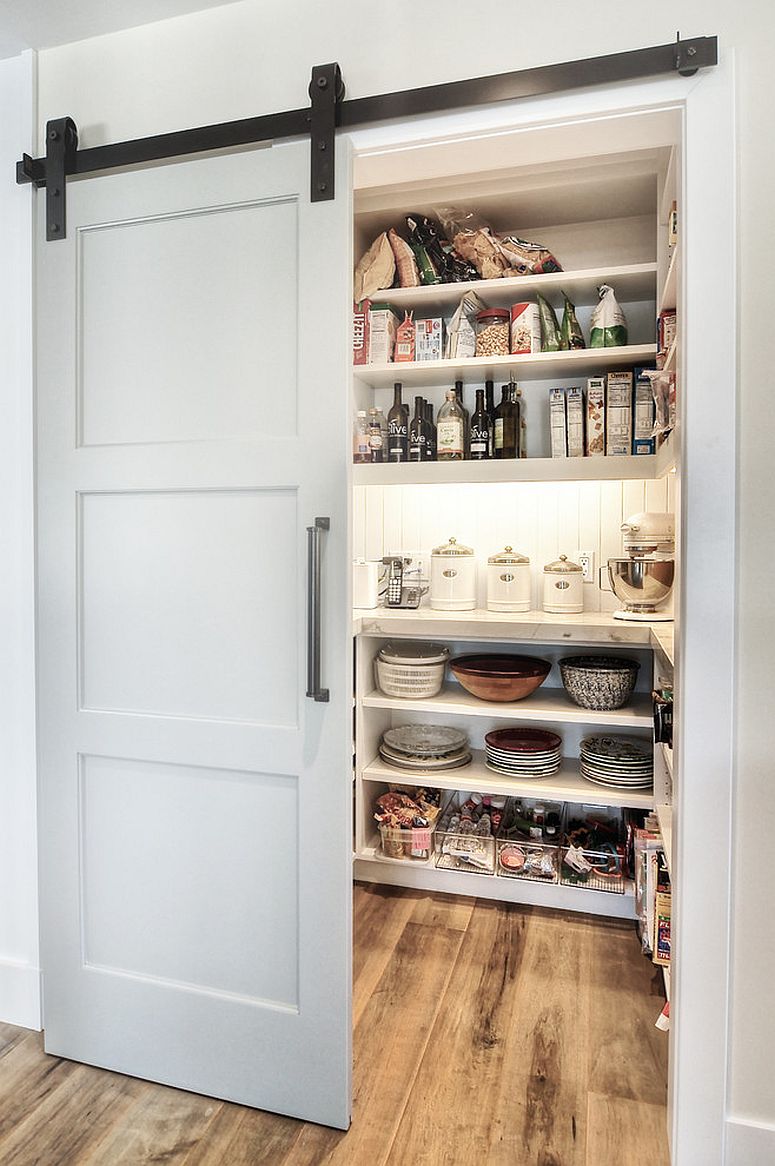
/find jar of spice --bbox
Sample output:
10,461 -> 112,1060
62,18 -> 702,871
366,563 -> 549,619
475,309 -> 510,357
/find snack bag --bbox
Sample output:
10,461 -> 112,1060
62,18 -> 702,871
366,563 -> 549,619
590,284 -> 628,348
434,207 -> 509,281
497,235 -> 562,275
387,228 -> 420,288
536,293 -> 562,352
353,232 -> 396,301
560,291 -> 586,350
445,291 -> 485,359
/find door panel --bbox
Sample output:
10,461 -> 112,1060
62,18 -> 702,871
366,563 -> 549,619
36,141 -> 352,1127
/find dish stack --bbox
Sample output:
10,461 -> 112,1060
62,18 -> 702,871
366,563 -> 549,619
484,728 -> 562,777
579,735 -> 653,790
379,724 -> 471,773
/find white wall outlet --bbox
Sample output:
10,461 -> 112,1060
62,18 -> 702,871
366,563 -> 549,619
578,551 -> 595,583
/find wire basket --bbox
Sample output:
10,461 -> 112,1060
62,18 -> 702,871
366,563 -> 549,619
497,840 -> 560,883
560,844 -> 625,893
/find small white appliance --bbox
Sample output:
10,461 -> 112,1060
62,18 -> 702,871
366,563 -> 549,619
608,511 -> 675,622
430,537 -> 476,611
352,559 -> 381,609
542,554 -> 584,614
486,546 -> 531,612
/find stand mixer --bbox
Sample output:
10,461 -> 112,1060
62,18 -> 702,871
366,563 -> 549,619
608,512 -> 675,622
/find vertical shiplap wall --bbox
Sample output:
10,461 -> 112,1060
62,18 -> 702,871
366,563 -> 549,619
353,474 -> 674,612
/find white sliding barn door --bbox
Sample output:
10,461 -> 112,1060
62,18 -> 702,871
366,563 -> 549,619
35,142 -> 352,1128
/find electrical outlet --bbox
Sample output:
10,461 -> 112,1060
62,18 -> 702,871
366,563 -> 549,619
578,551 -> 595,583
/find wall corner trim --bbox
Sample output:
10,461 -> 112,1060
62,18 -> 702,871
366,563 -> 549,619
725,1115 -> 775,1164
0,959 -> 42,1030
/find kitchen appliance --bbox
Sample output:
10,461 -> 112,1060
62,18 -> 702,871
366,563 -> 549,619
353,559 -> 383,609
430,537 -> 476,610
542,554 -> 584,614
608,511 -> 675,621
486,546 -> 531,612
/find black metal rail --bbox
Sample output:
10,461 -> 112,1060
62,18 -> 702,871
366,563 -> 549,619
16,35 -> 717,240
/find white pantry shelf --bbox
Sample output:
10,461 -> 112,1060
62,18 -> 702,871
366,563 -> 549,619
367,262 -> 658,316
355,343 -> 657,390
658,247 -> 678,314
361,750 -> 655,810
362,684 -> 653,728
655,802 -> 673,875
354,449 -> 662,485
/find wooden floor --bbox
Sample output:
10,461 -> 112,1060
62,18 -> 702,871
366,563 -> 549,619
0,884 -> 669,1165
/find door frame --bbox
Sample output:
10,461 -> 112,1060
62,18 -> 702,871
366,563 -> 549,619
347,55 -> 737,1165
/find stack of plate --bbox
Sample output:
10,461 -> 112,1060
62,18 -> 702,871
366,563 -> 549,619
580,735 -> 653,790
379,724 -> 471,772
484,728 -> 562,777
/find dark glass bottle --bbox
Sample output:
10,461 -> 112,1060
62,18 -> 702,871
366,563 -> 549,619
453,380 -> 470,459
494,385 -> 517,458
387,382 -> 408,462
423,400 -> 437,460
409,396 -> 427,462
485,379 -> 495,458
470,389 -> 490,460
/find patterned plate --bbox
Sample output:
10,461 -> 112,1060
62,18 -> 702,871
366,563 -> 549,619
580,735 -> 652,762
383,724 -> 469,758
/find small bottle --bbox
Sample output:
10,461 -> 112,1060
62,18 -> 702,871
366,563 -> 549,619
423,400 -> 436,461
453,380 -> 470,458
485,379 -> 496,458
387,382 -> 408,463
409,396 -> 427,462
437,390 -> 465,461
367,407 -> 384,463
353,411 -> 370,464
470,389 -> 490,460
494,385 -> 517,459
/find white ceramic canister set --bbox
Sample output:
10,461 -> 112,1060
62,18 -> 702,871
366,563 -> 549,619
429,537 -> 584,614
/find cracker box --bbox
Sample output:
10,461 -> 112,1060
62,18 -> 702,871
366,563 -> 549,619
353,299 -> 371,366
415,317 -> 444,362
633,368 -> 656,455
566,386 -> 585,457
368,304 -> 400,364
549,387 -> 567,458
605,371 -> 633,456
586,377 -> 605,456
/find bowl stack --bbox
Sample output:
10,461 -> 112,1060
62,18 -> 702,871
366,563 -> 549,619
379,725 -> 471,772
484,728 -> 562,777
579,735 -> 653,790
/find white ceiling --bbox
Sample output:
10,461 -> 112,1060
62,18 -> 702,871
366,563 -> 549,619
0,0 -> 241,61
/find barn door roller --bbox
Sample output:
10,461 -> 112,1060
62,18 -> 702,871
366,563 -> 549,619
16,35 -> 717,240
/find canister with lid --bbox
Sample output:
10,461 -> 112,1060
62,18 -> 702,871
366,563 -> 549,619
430,537 -> 477,610
486,546 -> 531,612
475,309 -> 510,357
542,553 -> 584,614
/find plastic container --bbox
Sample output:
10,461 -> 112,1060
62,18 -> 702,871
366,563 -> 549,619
475,309 -> 510,357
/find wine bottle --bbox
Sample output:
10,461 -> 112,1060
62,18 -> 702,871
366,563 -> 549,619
423,400 -> 437,460
367,407 -> 384,463
409,396 -> 427,462
494,385 -> 517,459
437,390 -> 465,461
470,389 -> 490,460
453,380 -> 470,459
387,382 -> 408,462
485,379 -> 495,458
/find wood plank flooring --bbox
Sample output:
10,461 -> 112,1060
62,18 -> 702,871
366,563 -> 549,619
0,885 -> 669,1165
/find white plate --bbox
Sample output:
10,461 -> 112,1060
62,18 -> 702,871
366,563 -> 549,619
485,761 -> 560,778
379,749 -> 473,772
383,724 -> 469,757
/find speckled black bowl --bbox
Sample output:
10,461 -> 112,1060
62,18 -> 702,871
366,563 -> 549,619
559,656 -> 640,711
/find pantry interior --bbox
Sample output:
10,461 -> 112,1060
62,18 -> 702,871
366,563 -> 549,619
349,105 -> 683,1139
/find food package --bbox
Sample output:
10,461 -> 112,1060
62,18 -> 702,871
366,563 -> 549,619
590,284 -> 628,348
405,213 -> 478,285
639,368 -> 676,439
586,377 -> 605,456
445,291 -> 485,359
497,235 -> 562,275
605,370 -> 633,456
415,317 -> 444,362
560,292 -> 586,350
354,232 -> 395,301
387,228 -> 421,288
353,299 -> 370,366
509,302 -> 541,354
368,304 -> 400,365
394,311 -> 416,363
537,293 -> 562,352
566,387 -> 585,457
549,388 -> 567,458
633,368 -> 656,455
434,207 -> 509,281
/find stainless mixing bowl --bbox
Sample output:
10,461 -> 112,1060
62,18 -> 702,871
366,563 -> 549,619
607,558 -> 675,611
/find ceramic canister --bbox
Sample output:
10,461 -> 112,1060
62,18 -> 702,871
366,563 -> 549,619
542,553 -> 584,614
430,536 -> 476,610
486,546 -> 531,612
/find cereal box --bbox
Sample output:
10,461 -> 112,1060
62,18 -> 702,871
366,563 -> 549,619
549,388 -> 567,458
415,317 -> 444,362
633,368 -> 656,455
586,377 -> 605,456
606,371 -> 633,456
566,386 -> 585,457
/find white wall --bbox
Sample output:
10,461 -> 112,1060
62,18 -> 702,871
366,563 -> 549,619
23,0 -> 775,1154
0,50 -> 39,1029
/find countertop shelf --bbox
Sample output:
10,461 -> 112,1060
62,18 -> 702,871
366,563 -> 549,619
355,343 -> 657,390
361,750 -> 654,809
365,262 -> 658,316
363,684 -> 653,728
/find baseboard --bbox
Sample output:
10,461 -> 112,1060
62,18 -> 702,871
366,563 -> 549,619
725,1116 -> 775,1164
0,958 -> 41,1029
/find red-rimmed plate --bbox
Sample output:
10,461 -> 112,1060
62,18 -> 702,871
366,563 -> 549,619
485,728 -> 562,753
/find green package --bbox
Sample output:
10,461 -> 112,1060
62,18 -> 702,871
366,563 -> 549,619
537,292 -> 562,352
560,291 -> 586,349
590,284 -> 628,347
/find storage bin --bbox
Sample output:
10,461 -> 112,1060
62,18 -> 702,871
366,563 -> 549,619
560,844 -> 625,893
497,840 -> 560,883
374,641 -> 448,698
378,821 -> 435,862
433,792 -> 497,874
